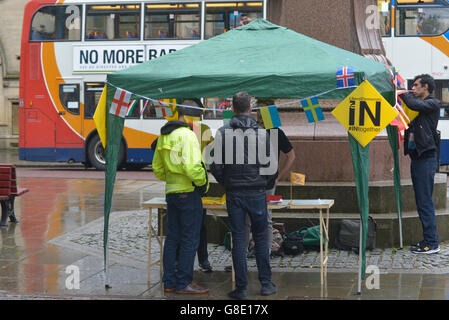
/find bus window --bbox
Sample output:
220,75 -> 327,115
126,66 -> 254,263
378,1 -> 391,37
30,5 -> 81,41
84,83 -> 104,118
86,4 -> 140,40
144,3 -> 201,39
59,84 -> 80,115
205,2 -> 263,39
396,5 -> 449,36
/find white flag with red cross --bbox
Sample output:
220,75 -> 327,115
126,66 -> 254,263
155,105 -> 173,118
109,88 -> 132,118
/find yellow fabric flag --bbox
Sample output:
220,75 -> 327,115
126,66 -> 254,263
93,85 -> 108,148
290,172 -> 306,185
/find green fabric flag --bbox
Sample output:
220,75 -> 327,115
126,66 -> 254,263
348,133 -> 370,279
103,84 -> 127,285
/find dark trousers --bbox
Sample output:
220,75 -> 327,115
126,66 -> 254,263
226,189 -> 271,291
197,209 -> 209,265
163,192 -> 203,290
410,150 -> 439,247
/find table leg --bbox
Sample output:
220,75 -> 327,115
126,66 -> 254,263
148,208 -> 152,284
159,208 -> 164,280
319,208 -> 324,286
325,208 -> 330,282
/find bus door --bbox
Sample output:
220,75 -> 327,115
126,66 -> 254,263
56,82 -> 83,144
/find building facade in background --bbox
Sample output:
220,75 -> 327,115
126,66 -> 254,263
0,0 -> 28,149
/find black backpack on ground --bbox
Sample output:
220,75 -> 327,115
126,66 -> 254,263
282,230 -> 305,255
334,217 -> 376,254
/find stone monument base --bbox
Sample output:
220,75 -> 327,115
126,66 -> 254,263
205,174 -> 448,248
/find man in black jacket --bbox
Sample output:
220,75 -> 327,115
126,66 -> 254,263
210,91 -> 277,300
400,74 -> 440,254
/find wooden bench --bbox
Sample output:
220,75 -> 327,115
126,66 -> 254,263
0,164 -> 29,227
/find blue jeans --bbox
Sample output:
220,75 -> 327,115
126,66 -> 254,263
163,192 -> 203,290
197,209 -> 209,266
226,189 -> 271,290
410,150 -> 439,247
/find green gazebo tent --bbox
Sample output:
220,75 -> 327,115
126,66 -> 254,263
101,19 -> 400,293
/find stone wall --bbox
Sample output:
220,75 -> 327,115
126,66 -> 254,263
267,0 -> 361,53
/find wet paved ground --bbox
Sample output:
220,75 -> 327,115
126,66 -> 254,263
1,150 -> 449,300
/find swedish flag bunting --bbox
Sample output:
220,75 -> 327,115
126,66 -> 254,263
300,97 -> 325,123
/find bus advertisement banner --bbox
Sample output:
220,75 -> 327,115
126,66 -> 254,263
73,44 -> 193,72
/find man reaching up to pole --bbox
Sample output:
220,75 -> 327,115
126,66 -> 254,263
400,74 -> 441,254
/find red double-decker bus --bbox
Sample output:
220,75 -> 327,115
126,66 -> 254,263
19,0 -> 265,169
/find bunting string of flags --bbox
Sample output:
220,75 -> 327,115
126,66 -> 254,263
105,71 -> 357,129
105,78 -> 356,114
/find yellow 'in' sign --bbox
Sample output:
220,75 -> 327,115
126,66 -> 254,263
332,80 -> 398,147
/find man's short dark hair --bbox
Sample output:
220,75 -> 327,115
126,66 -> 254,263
177,98 -> 203,117
414,74 -> 435,94
232,91 -> 251,114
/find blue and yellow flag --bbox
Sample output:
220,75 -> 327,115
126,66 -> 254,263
259,106 -> 281,129
300,97 -> 324,123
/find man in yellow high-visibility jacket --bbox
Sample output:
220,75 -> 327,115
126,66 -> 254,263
152,100 -> 209,294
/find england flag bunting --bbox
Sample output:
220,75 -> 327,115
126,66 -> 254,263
110,88 -> 132,118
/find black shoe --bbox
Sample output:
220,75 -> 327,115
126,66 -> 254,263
410,242 -> 440,254
225,265 -> 233,272
260,282 -> 277,296
228,289 -> 248,300
199,262 -> 213,273
410,240 -> 424,249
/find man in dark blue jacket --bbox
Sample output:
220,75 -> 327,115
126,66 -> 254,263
210,91 -> 277,300
400,74 -> 440,254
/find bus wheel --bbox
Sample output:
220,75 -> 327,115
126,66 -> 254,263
87,135 -> 125,170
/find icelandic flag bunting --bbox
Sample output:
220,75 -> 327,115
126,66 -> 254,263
336,66 -> 355,88
110,88 -> 132,118
300,97 -> 325,123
